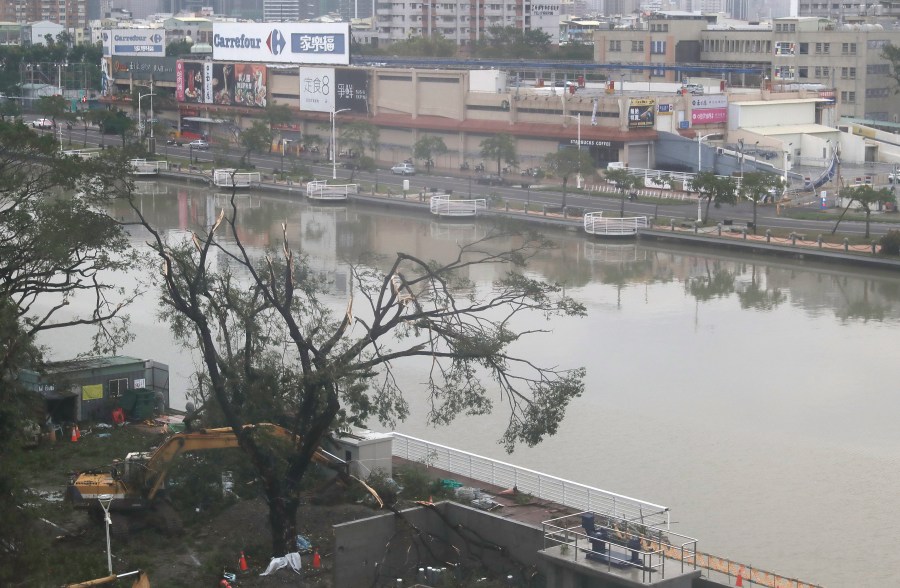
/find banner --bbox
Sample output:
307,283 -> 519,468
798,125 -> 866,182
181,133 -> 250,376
213,22 -> 350,65
82,384 -> 103,401
233,64 -> 268,108
300,67 -> 335,112
112,56 -> 178,81
203,61 -> 213,105
176,60 -> 184,101
335,68 -> 369,114
212,63 -> 235,105
628,98 -> 655,128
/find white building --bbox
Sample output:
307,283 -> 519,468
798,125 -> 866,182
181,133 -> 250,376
27,20 -> 64,45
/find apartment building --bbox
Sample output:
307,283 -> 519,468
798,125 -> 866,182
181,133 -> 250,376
0,0 -> 88,30
374,0 -> 560,45
594,13 -> 900,123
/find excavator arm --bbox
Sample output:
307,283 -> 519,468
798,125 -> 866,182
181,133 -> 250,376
143,424 -> 345,501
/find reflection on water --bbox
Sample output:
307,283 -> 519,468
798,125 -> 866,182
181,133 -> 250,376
60,181 -> 900,585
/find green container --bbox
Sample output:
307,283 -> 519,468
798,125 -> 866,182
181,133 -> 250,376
119,388 -> 157,420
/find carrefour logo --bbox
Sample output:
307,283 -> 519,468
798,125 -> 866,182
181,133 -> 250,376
267,29 -> 286,55
150,34 -> 163,43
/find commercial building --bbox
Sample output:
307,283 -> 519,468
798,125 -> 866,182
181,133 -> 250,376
593,12 -> 900,123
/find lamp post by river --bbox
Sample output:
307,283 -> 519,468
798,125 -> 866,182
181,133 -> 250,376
280,138 -> 292,174
562,112 -> 582,187
696,132 -> 722,221
331,108 -> 350,180
138,90 -> 156,152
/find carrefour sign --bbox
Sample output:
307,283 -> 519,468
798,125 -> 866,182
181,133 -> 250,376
108,28 -> 166,57
212,22 -> 349,65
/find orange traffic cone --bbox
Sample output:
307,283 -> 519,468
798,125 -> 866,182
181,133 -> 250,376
239,551 -> 248,572
735,568 -> 744,587
71,424 -> 80,443
312,549 -> 321,569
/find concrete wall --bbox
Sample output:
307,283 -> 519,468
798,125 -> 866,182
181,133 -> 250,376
333,502 -> 546,586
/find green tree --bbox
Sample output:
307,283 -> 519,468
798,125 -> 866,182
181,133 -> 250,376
833,184 -> 894,238
239,120 -> 272,168
0,99 -> 21,122
690,171 -> 738,224
36,95 -> 70,128
604,167 -> 643,217
166,39 -> 193,57
386,35 -> 457,57
128,192 -> 587,555
413,134 -> 448,173
544,148 -> 595,209
739,172 -> 783,234
475,26 -> 551,59
266,103 -> 293,127
339,120 -> 379,180
0,121 -> 135,580
480,133 -> 517,177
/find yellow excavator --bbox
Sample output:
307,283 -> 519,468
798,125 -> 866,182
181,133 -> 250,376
66,424 -> 354,536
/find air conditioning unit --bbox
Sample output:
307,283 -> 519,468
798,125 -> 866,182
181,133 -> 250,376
716,147 -> 725,155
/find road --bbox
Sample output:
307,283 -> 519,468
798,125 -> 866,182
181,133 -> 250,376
39,122 -> 898,239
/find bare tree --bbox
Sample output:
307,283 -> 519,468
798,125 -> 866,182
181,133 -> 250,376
129,190 -> 587,555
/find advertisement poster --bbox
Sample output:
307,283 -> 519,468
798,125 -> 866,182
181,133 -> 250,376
213,22 -> 350,65
212,63 -> 235,105
203,61 -> 214,104
112,56 -> 178,81
690,95 -> 727,125
234,64 -> 267,108
300,67 -> 335,112
334,68 -> 368,114
180,62 -> 205,103
628,98 -> 655,128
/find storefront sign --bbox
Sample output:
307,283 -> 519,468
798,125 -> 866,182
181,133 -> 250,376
212,22 -> 350,65
112,56 -> 178,81
690,95 -> 727,124
335,69 -> 369,114
300,67 -> 335,112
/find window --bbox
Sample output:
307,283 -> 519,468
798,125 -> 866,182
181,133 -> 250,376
651,67 -> 665,77
108,378 -> 128,399
841,91 -> 856,103
609,40 -> 621,52
842,42 -> 856,55
798,66 -> 808,78
841,67 -> 856,79
650,40 -> 666,54
799,42 -> 808,54
631,40 -> 643,52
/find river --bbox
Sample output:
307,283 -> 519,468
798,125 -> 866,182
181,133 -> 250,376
42,181 -> 900,586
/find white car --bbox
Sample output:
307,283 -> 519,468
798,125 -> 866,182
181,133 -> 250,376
31,118 -> 54,129
188,139 -> 209,150
391,162 -> 415,175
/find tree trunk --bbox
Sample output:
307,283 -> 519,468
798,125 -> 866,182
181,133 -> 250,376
704,197 -> 713,223
561,177 -> 568,209
267,493 -> 300,556
619,190 -> 625,217
865,209 -> 871,239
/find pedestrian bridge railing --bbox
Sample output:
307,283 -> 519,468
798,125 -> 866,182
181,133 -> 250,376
306,179 -> 358,201
213,169 -> 260,188
583,212 -> 649,237
390,432 -> 669,529
130,159 -> 169,175
429,194 -> 486,217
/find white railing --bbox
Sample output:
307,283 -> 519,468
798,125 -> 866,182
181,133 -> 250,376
62,149 -> 100,160
129,159 -> 169,175
213,169 -> 261,188
306,179 -> 358,201
583,212 -> 649,237
429,194 -> 487,217
391,432 -> 670,529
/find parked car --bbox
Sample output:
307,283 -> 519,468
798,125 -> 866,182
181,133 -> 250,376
475,174 -> 505,186
188,139 -> 209,150
391,162 -> 415,175
31,118 -> 54,129
166,138 -> 185,146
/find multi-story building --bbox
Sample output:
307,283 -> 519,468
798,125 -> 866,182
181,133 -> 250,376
374,0 -> 561,46
0,0 -> 89,31
594,13 -> 900,123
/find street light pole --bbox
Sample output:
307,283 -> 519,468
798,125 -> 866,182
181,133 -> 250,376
331,108 -> 350,180
696,132 -> 721,222
98,494 -> 114,575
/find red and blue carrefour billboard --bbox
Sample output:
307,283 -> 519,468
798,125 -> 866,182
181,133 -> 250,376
212,22 -> 350,65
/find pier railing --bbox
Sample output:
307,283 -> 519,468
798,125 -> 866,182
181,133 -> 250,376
583,212 -> 649,236
391,432 -> 669,529
306,179 -> 358,201
429,194 -> 486,217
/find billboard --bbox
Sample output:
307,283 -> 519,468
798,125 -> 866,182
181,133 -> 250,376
690,95 -> 727,125
335,69 -> 369,114
178,61 -> 206,103
212,22 -> 350,65
300,67 -> 335,112
233,64 -> 268,108
112,56 -> 178,82
203,62 -> 214,105
628,98 -> 655,128
108,28 -> 166,57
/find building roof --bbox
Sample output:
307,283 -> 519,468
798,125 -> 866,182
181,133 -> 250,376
45,356 -> 147,374
733,98 -> 828,106
747,123 -> 838,136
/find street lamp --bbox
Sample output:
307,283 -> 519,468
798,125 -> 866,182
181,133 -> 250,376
138,91 -> 156,138
563,112 -> 582,187
98,494 -> 114,574
280,138 -> 292,174
696,132 -> 722,221
331,108 -> 350,180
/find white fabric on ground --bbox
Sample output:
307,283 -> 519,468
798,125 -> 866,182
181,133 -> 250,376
259,552 -> 302,576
